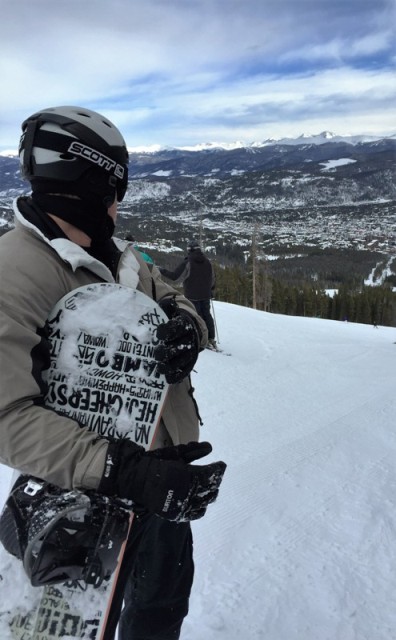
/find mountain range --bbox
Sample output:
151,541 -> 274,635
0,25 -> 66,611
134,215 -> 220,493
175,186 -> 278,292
1,131 -> 395,198
1,133 -> 394,212
127,130 -> 395,152
1,132 -> 395,269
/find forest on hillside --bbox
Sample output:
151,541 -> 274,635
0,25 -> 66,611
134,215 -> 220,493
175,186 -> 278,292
156,250 -> 396,327
213,263 -> 396,326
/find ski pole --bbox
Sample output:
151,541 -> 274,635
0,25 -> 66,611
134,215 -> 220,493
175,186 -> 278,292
211,299 -> 220,344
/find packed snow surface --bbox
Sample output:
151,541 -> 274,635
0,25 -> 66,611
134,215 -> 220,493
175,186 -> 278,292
0,301 -> 395,639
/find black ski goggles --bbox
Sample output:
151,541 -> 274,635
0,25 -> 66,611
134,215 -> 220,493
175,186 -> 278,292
115,164 -> 129,202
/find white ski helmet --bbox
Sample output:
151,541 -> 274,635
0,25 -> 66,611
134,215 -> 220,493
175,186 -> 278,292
19,106 -> 129,202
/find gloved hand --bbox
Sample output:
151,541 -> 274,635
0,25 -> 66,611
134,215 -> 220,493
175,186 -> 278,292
147,441 -> 213,463
155,297 -> 201,384
98,440 -> 226,522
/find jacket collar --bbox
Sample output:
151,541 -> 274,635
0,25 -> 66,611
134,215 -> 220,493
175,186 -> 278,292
13,197 -> 115,282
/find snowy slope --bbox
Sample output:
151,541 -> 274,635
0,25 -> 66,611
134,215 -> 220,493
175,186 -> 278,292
0,302 -> 395,640
185,304 -> 396,640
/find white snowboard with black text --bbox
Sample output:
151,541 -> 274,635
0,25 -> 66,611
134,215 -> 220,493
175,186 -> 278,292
0,283 -> 169,640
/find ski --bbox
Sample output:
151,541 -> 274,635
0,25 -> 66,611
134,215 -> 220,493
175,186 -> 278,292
205,344 -> 232,356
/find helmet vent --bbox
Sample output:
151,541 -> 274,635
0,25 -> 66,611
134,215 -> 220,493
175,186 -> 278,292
59,152 -> 75,160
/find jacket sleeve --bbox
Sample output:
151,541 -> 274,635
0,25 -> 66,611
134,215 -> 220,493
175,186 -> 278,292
159,258 -> 188,282
0,295 -> 109,491
211,263 -> 216,294
0,225 -> 111,491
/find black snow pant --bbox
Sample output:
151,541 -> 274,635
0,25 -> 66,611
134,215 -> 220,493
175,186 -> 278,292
190,299 -> 215,340
104,513 -> 194,640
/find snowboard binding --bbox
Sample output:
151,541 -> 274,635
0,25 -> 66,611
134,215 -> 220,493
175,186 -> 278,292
0,474 -> 130,588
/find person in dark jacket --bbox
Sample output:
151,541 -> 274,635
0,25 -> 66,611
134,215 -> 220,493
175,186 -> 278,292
159,241 -> 217,350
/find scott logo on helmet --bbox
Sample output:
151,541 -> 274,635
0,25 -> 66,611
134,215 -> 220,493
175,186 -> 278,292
68,141 -> 125,179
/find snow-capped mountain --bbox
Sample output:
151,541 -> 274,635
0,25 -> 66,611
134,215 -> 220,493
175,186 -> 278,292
256,131 -> 393,147
1,133 -> 395,248
175,131 -> 393,152
2,131 -> 392,157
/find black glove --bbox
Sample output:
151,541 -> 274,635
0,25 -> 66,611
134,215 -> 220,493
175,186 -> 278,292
98,440 -> 226,522
155,297 -> 201,384
147,441 -> 213,463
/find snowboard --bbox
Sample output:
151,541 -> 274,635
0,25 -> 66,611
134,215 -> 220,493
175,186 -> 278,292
0,282 -> 169,640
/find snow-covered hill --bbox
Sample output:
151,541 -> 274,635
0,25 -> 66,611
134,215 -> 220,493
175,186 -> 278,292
0,303 -> 395,639
186,304 -> 396,640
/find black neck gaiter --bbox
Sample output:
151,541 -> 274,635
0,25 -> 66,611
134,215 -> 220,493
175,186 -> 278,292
24,194 -> 121,276
31,191 -> 115,242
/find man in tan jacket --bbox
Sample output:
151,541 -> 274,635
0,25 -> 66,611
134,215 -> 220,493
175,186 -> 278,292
0,106 -> 226,640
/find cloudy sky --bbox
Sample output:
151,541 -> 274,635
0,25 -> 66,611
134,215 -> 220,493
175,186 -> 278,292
1,0 -> 395,150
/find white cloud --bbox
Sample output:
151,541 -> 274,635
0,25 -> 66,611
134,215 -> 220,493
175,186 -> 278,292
0,0 -> 394,149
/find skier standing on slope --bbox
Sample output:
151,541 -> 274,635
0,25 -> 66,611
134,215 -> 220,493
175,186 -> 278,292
0,106 -> 226,640
159,241 -> 218,350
